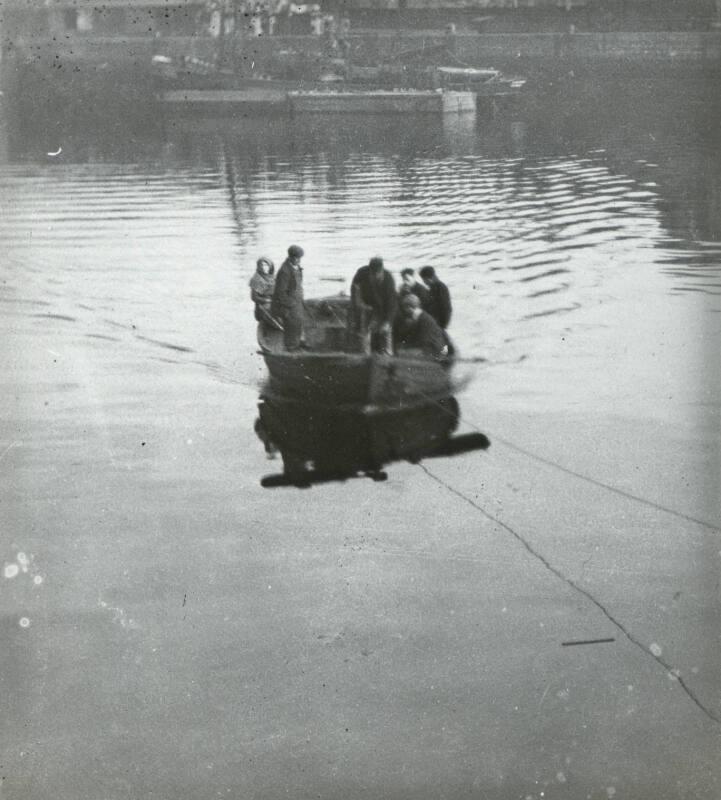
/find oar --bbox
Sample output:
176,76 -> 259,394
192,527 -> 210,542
258,305 -> 285,331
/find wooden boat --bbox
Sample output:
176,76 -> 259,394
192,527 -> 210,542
434,66 -> 526,97
153,54 -> 522,113
257,295 -> 456,408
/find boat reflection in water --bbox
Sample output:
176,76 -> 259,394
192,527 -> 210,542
256,391 -> 489,487
253,294 -> 489,487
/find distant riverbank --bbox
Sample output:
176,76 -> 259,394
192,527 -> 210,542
2,29 -> 719,124
3,30 -> 720,80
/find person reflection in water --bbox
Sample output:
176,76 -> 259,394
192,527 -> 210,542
249,256 -> 277,327
271,245 -> 305,351
397,294 -> 449,361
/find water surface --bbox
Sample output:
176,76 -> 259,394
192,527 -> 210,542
1,76 -> 719,421
1,71 -> 721,800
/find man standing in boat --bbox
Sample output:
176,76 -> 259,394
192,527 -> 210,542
398,268 -> 431,309
348,257 -> 397,356
419,266 -> 452,330
271,244 -> 305,351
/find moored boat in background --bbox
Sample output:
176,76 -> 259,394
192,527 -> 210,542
434,66 -> 526,96
152,50 -> 525,113
286,88 -> 477,115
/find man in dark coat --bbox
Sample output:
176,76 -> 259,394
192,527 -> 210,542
419,265 -> 452,330
349,256 -> 398,355
271,244 -> 305,350
398,268 -> 431,309
397,294 -> 449,360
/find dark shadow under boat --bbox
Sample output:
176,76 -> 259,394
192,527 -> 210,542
258,392 -> 457,483
256,391 -> 490,487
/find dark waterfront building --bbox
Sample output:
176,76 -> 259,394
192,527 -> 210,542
1,0 -> 720,97
326,0 -> 721,31
1,0 -> 205,39
2,0 -> 720,44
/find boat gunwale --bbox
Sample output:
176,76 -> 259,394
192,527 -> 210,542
258,349 -> 453,368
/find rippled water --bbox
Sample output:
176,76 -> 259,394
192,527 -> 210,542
1,76 -> 719,416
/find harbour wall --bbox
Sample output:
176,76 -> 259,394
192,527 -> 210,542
4,31 -> 721,72
2,30 -> 719,110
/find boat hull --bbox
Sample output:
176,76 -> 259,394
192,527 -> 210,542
161,87 -> 288,110
257,294 -> 457,408
262,351 -> 453,407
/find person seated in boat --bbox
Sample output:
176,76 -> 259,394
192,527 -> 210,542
271,245 -> 305,351
419,265 -> 452,331
249,256 -> 279,327
396,294 -> 450,361
398,268 -> 431,309
347,256 -> 398,356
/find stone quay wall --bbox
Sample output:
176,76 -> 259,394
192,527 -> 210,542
3,31 -> 720,76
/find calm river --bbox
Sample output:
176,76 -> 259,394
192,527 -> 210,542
1,75 -> 720,424
2,70 -> 721,800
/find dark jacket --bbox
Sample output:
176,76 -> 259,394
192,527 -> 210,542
271,259 -> 304,319
399,310 -> 447,359
399,281 -> 431,310
351,266 -> 398,325
426,280 -> 452,329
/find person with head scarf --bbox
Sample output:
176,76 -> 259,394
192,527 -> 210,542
249,256 -> 277,325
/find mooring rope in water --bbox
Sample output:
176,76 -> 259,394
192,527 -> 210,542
416,460 -> 721,726
409,382 -> 721,534
251,340 -> 720,534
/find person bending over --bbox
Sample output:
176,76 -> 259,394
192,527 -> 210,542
397,294 -> 449,361
348,256 -> 398,356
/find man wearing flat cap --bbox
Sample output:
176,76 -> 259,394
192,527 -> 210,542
348,256 -> 398,356
271,245 -> 305,350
